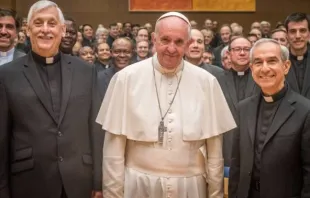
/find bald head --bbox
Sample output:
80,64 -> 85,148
112,37 -> 133,50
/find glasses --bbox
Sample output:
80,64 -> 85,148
231,47 -> 251,53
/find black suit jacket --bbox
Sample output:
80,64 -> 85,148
13,48 -> 26,60
0,53 -> 103,198
97,66 -> 118,100
212,44 -> 225,68
220,70 -> 259,167
286,46 -> 310,100
229,88 -> 310,198
200,62 -> 224,79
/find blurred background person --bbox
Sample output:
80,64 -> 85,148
78,46 -> 95,64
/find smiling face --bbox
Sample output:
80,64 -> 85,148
79,46 -> 95,64
229,37 -> 252,72
185,29 -> 204,61
111,38 -> 133,69
152,16 -> 191,69
60,20 -> 77,54
136,40 -> 149,59
250,42 -> 291,95
0,16 -> 17,51
287,19 -> 310,53
27,6 -> 65,57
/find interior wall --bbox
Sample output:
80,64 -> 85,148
2,0 -> 310,33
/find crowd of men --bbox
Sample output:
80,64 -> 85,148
1,0 -> 310,198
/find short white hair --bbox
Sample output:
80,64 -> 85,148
221,45 -> 229,60
249,38 -> 289,63
27,0 -> 65,24
95,27 -> 109,39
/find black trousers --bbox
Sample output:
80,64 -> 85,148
249,189 -> 260,198
61,186 -> 68,198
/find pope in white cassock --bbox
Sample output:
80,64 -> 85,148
96,12 -> 236,198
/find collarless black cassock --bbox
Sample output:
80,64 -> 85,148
232,68 -> 250,101
290,50 -> 308,91
253,84 -> 288,181
32,51 -> 62,122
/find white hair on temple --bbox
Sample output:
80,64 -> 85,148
249,38 -> 289,63
221,45 -> 229,60
27,0 -> 65,24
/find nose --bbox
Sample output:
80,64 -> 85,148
193,41 -> 198,48
296,30 -> 301,38
261,61 -> 271,72
0,26 -> 8,34
167,42 -> 177,53
41,23 -> 49,33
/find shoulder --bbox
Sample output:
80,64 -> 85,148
184,61 -> 217,80
63,54 -> 93,71
0,54 -> 28,74
14,49 -> 26,58
118,57 -> 152,77
201,63 -> 224,76
290,89 -> 310,111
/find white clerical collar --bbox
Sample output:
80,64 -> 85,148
297,56 -> 304,61
152,53 -> 183,75
237,71 -> 245,76
0,48 -> 15,57
263,96 -> 274,103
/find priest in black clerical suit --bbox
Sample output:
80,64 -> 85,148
229,39 -> 310,198
286,44 -> 310,99
97,37 -> 133,101
0,1 -> 103,198
221,37 -> 259,167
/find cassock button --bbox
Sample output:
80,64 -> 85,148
248,172 -> 251,176
58,131 -> 63,137
58,156 -> 64,162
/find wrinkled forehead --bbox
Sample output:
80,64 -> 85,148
30,6 -> 60,22
231,38 -> 251,47
253,42 -> 281,58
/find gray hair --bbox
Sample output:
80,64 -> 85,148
249,38 -> 289,63
95,27 -> 109,39
27,0 -> 65,24
221,45 -> 229,60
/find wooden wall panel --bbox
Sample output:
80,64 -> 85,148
6,0 -> 310,33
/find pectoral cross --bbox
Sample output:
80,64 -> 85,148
158,120 -> 167,143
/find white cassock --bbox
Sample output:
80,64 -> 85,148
96,54 -> 236,198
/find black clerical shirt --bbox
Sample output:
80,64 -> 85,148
290,51 -> 308,91
252,84 -> 287,181
32,51 -> 62,122
232,69 -> 250,101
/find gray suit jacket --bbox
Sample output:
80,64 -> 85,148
13,48 -> 26,60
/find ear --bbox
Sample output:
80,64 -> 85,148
283,59 -> 291,75
61,24 -> 66,38
26,25 -> 31,37
151,32 -> 156,44
249,62 -> 254,71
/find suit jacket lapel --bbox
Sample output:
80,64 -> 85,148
23,54 -> 58,123
262,90 -> 295,149
245,72 -> 257,97
225,71 -> 238,109
286,60 -> 300,93
301,48 -> 310,95
58,54 -> 73,126
247,94 -> 260,147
